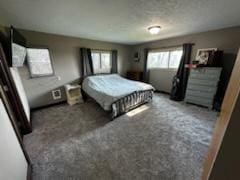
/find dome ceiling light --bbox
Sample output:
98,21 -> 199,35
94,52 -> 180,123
148,26 -> 161,35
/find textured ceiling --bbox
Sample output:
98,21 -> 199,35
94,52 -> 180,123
0,0 -> 240,44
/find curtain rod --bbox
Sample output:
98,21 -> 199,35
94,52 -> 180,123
146,43 -> 195,50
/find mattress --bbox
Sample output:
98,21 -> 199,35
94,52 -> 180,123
82,74 -> 154,110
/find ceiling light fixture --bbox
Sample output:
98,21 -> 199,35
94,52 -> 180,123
148,26 -> 161,35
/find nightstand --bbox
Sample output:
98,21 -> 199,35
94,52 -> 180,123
64,84 -> 83,105
126,70 -> 143,81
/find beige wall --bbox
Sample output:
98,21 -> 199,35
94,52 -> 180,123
16,29 -> 132,108
0,10 -> 9,27
149,69 -> 177,93
131,26 -> 240,98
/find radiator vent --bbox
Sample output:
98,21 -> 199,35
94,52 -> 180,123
52,89 -> 61,100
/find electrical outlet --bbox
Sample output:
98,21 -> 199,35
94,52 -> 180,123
52,89 -> 61,100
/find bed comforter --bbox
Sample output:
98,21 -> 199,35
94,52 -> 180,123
82,74 -> 154,111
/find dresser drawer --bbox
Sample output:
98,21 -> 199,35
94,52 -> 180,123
186,84 -> 217,93
190,68 -> 222,76
189,73 -> 220,80
185,95 -> 213,108
186,89 -> 216,98
185,67 -> 221,109
188,79 -> 219,86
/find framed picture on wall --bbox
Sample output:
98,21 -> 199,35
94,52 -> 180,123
195,48 -> 218,65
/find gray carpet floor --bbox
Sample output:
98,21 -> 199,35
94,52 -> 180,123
24,93 -> 218,180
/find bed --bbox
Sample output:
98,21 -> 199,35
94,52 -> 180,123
82,74 -> 154,118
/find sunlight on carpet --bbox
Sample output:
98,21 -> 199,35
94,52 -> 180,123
126,105 -> 149,117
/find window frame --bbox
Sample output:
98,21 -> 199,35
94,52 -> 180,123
91,50 -> 112,74
26,47 -> 55,78
147,47 -> 183,70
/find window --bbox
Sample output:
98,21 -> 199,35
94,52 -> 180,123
91,51 -> 111,74
147,48 -> 183,69
12,43 -> 27,67
26,48 -> 54,77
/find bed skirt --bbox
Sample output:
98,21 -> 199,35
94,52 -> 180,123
111,90 -> 154,119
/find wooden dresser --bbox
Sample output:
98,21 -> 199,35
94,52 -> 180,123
126,70 -> 143,81
185,67 -> 222,109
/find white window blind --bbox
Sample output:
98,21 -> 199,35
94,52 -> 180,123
91,51 -> 111,74
12,43 -> 27,67
26,48 -> 54,77
147,48 -> 183,69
